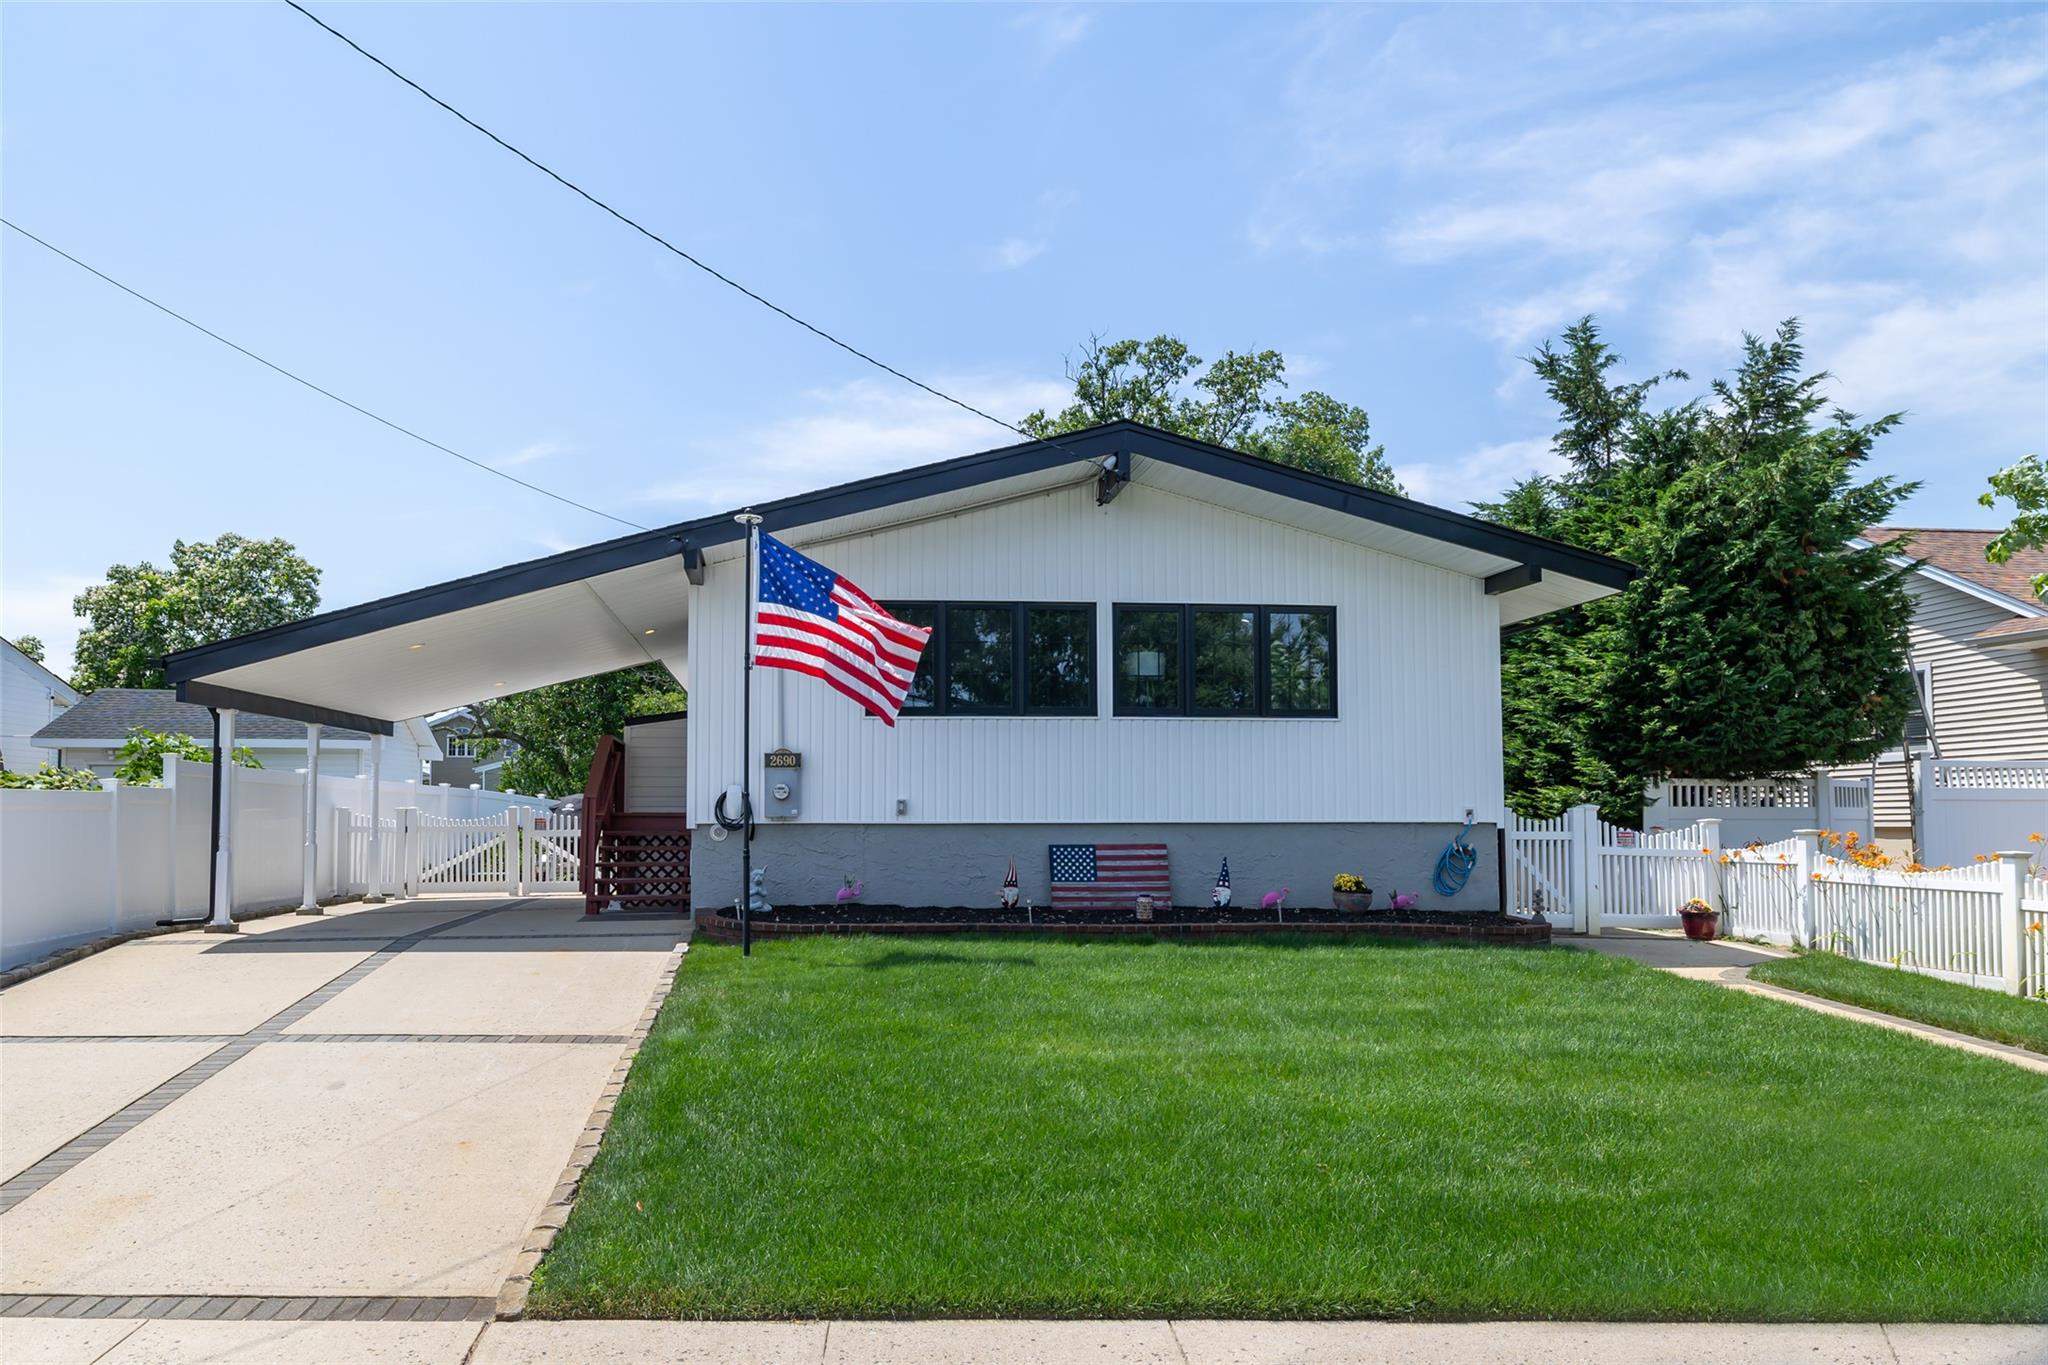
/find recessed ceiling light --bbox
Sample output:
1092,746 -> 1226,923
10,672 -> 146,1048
408,643 -> 425,650
643,628 -> 656,635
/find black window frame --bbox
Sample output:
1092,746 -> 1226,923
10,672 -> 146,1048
881,601 -> 1096,717
1112,603 -> 1337,718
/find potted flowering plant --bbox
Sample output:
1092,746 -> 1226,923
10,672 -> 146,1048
1677,897 -> 1719,941
1332,873 -> 1372,914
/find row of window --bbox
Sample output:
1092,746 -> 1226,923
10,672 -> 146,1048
882,602 -> 1336,718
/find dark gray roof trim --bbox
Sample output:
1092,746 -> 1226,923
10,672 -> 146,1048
32,688 -> 377,743
164,421 -> 1635,687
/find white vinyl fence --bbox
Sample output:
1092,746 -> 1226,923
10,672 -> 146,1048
1503,805 -> 1716,932
1508,804 -> 2045,997
1,757 -> 570,971
1918,759 -> 2048,870
1642,775 -> 1873,847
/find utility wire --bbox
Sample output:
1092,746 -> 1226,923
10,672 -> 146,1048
2,218 -> 648,531
284,1 -> 1089,465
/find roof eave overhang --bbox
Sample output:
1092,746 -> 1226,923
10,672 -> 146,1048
163,421 -> 1635,711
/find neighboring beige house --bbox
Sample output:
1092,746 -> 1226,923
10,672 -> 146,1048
31,688 -> 441,780
1,637 -> 80,773
1840,528 -> 2048,848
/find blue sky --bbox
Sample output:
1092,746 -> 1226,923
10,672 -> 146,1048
4,3 -> 2044,677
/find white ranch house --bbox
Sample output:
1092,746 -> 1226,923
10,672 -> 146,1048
159,422 -> 1634,926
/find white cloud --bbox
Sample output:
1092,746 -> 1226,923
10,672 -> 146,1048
1394,436 -> 1564,512
639,373 -> 1072,510
1253,8 -> 2048,466
987,237 -> 1048,271
1010,7 -> 1093,61
0,572 -> 97,681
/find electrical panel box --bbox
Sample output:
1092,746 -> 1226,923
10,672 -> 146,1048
764,748 -> 801,818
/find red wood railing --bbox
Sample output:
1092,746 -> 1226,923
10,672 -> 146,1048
579,734 -> 625,913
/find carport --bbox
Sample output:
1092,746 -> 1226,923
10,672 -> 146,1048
163,420 -> 1615,927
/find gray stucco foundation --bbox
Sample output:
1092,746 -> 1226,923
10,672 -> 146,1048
691,821 -> 1499,914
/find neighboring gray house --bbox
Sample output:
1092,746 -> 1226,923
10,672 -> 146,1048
32,688 -> 441,779
1,637 -> 80,773
1838,528 -> 2048,848
423,705 -> 516,790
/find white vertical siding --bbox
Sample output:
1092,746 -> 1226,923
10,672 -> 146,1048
1834,575 -> 2048,830
624,716 -> 688,811
1,645 -> 75,773
687,479 -> 1504,825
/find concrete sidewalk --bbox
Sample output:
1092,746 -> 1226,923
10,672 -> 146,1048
7,1316 -> 2044,1364
1558,928 -> 2048,1073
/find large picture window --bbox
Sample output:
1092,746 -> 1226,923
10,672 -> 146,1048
883,602 -> 1095,716
1113,604 -> 1336,717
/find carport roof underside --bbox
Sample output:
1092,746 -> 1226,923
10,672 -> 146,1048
164,421 -> 1635,733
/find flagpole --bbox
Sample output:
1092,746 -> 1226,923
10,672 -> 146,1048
736,510 -> 762,957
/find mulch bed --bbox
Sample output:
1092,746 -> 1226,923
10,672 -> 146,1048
694,904 -> 1549,945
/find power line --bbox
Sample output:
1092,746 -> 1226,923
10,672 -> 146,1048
1,218 -> 648,532
284,1 -> 1086,464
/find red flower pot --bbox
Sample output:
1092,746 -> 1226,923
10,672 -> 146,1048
1679,909 -> 1719,941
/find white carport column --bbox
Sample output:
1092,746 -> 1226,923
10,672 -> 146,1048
207,708 -> 240,933
364,735 -> 388,903
297,723 -> 324,915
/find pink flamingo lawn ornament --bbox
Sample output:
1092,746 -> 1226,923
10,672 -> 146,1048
1389,891 -> 1419,911
835,878 -> 863,906
1261,887 -> 1289,920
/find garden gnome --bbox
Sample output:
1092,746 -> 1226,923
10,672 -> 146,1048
1000,858 -> 1020,909
1211,858 -> 1232,908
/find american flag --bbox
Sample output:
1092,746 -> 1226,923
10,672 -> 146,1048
1049,843 -> 1171,912
753,532 -> 932,725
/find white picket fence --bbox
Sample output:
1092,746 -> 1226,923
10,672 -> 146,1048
1502,805 -> 1714,932
1721,837 -> 2043,997
1507,806 -> 2045,997
332,807 -> 582,898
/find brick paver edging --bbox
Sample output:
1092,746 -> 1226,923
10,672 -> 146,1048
494,940 -> 690,1321
0,895 -> 370,991
0,1293 -> 494,1322
696,914 -> 1551,946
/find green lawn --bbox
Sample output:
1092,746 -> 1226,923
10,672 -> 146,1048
531,936 -> 2048,1322
1750,949 -> 2048,1054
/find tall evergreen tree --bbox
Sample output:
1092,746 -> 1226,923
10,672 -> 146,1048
1482,319 -> 1919,821
1592,324 -> 1917,779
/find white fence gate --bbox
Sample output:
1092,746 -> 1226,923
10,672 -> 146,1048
405,807 -> 582,896
1503,805 -> 1714,932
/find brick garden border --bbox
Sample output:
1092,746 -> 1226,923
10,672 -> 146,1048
494,940 -> 691,1320
695,913 -> 1551,946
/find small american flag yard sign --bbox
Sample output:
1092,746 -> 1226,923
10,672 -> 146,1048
1048,843 -> 1171,912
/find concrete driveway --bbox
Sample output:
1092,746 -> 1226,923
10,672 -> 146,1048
0,895 -> 688,1363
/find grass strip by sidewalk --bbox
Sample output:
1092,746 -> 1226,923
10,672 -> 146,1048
531,935 -> 2048,1322
1748,949 -> 2048,1054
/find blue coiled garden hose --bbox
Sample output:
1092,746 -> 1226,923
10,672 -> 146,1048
1433,817 -> 1479,897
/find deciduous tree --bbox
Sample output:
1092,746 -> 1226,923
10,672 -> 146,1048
70,535 -> 321,690
1022,334 -> 1402,493
466,665 -> 685,797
